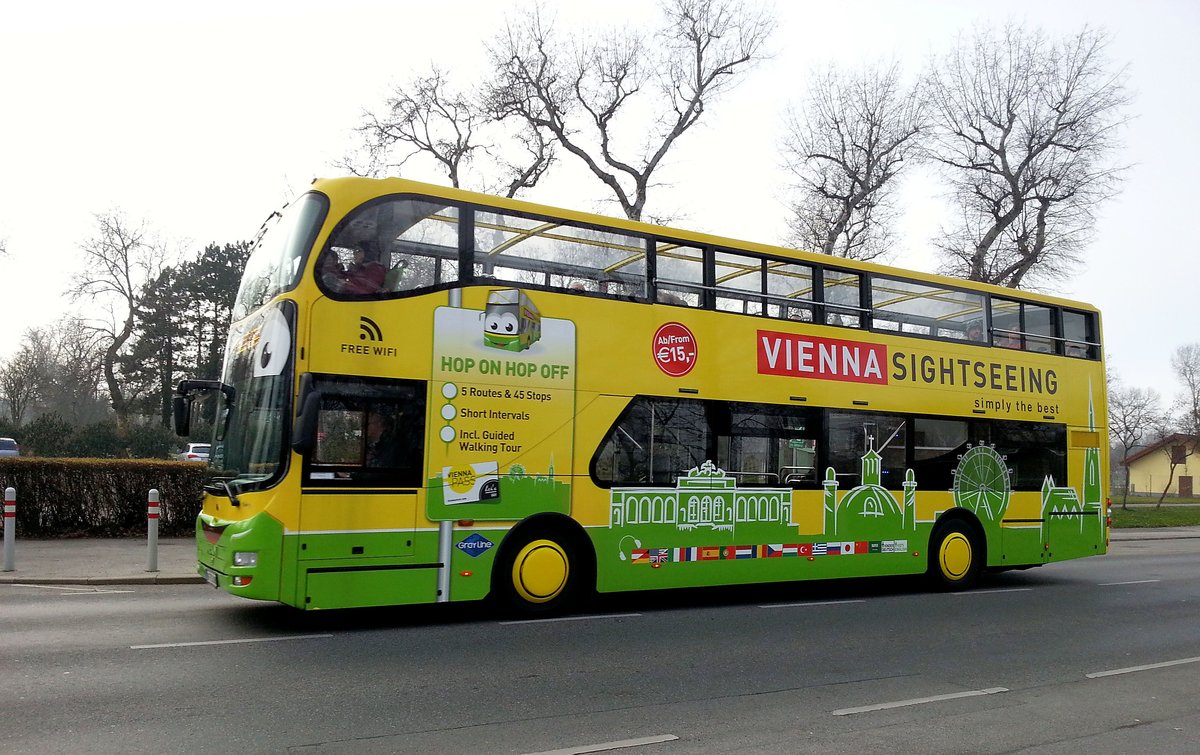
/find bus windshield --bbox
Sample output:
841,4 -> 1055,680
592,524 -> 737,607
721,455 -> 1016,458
213,301 -> 295,488
233,193 -> 328,321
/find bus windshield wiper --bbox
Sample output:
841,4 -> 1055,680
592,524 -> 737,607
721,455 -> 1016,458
219,480 -> 242,507
203,476 -> 242,507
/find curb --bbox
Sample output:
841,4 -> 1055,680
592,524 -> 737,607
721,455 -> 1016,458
0,575 -> 205,586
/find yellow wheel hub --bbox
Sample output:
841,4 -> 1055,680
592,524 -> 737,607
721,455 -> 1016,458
512,539 -> 569,603
939,532 -> 972,581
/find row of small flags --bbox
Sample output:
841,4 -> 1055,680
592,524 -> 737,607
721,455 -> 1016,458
630,540 -> 909,564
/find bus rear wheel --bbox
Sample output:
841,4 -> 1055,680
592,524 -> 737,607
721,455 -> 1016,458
928,520 -> 982,591
495,531 -> 583,615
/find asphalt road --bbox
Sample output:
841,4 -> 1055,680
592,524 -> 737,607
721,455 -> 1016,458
2,539 -> 1198,754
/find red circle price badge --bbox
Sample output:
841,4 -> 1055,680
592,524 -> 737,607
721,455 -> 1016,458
653,322 -> 697,377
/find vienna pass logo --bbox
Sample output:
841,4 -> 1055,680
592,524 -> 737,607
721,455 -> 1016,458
757,330 -> 887,385
653,322 -> 697,377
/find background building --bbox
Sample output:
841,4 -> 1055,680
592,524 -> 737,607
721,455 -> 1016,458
1124,434 -> 1197,497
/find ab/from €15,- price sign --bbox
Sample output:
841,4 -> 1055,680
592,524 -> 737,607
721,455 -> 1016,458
653,322 -> 697,377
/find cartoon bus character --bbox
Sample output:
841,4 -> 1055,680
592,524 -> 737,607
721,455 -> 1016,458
483,289 -> 542,352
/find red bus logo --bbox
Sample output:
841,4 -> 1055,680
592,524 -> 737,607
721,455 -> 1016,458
653,322 -> 697,377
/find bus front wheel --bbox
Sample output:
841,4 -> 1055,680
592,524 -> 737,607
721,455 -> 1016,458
927,520 -> 982,591
495,531 -> 584,615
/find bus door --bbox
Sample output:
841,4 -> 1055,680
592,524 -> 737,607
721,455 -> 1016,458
296,376 -> 428,565
1045,428 -> 1106,561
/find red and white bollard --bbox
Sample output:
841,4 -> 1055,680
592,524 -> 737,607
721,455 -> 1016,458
3,487 -> 15,572
146,489 -> 160,573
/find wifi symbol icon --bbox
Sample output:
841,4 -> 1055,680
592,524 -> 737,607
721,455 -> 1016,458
359,316 -> 383,342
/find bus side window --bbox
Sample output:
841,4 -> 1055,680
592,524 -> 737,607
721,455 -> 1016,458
306,378 -> 427,487
314,404 -> 366,466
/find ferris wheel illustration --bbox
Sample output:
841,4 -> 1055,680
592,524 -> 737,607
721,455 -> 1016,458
952,443 -> 1012,520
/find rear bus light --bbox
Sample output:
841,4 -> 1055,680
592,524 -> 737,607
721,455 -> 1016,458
232,576 -> 254,587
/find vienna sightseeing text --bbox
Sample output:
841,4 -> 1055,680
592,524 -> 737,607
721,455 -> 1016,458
757,331 -> 1058,396
440,355 -> 571,380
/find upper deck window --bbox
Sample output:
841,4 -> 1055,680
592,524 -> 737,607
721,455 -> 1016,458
766,261 -> 816,322
236,192 -> 327,319
318,198 -> 458,297
655,242 -> 704,306
823,269 -> 863,328
474,210 -> 646,298
1062,310 -> 1098,359
990,298 -> 1095,357
870,277 -> 986,342
1023,303 -> 1057,354
715,251 -> 765,315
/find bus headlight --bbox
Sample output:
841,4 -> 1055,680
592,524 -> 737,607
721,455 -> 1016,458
232,551 -> 258,567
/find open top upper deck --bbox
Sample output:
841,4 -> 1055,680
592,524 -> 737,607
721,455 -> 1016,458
288,177 -> 1101,362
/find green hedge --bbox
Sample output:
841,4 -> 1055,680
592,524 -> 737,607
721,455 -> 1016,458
0,458 -> 206,537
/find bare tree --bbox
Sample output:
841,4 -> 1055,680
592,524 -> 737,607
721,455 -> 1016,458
46,319 -> 107,425
347,65 -> 555,198
1107,381 -> 1162,508
1148,343 -> 1200,505
1147,423 -> 1192,507
0,323 -> 106,428
487,0 -> 774,220
924,24 -> 1131,288
0,336 -> 44,424
1171,343 -> 1200,439
782,62 -> 925,260
352,66 -> 487,186
68,212 -> 164,436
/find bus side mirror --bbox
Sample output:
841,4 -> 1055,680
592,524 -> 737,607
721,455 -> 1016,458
173,395 -> 192,437
292,390 -> 321,455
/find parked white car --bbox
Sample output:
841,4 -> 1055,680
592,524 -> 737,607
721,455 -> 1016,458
0,437 -> 18,457
178,443 -> 210,462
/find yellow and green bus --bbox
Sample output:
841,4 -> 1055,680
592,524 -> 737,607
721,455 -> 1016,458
176,177 -> 1109,612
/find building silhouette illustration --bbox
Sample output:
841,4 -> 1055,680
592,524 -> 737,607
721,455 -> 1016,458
609,461 -> 794,533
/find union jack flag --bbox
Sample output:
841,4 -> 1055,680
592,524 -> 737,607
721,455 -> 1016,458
649,548 -> 670,563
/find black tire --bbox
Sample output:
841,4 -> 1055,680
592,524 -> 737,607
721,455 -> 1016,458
493,529 -> 587,615
927,519 -> 983,591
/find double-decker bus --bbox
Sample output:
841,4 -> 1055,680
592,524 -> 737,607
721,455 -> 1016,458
176,177 -> 1108,612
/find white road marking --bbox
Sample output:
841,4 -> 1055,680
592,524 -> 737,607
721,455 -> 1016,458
759,599 -> 866,609
131,634 -> 333,649
526,734 -> 679,754
63,590 -> 136,595
1086,656 -> 1200,679
500,613 -> 642,626
832,687 -> 1008,716
9,584 -> 136,594
1098,579 -> 1161,586
947,588 -> 1033,596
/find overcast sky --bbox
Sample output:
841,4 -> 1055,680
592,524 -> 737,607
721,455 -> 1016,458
1,0 -> 1196,404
